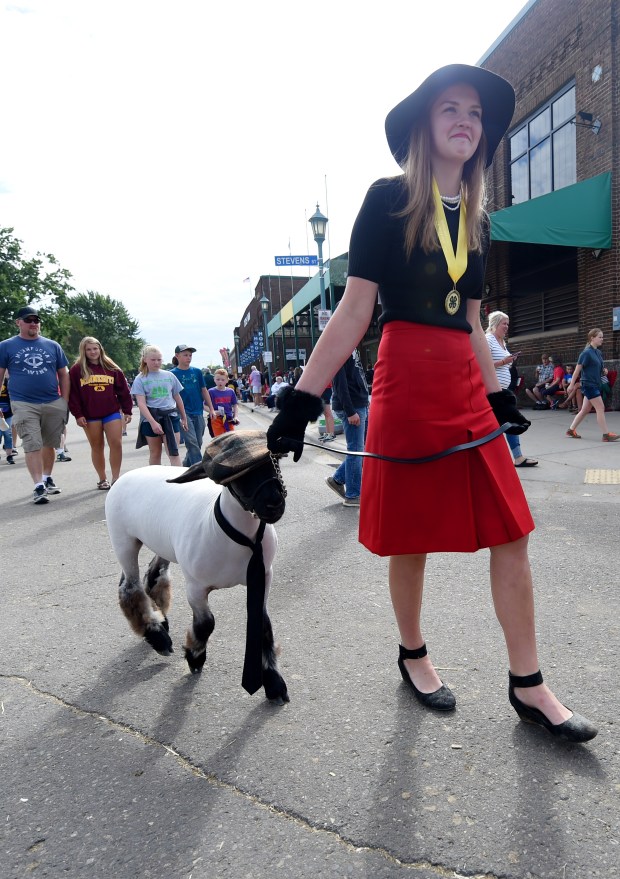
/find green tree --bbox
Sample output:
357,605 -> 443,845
0,227 -> 74,340
66,291 -> 144,372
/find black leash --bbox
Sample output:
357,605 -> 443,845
294,422 -> 515,465
214,494 -> 266,695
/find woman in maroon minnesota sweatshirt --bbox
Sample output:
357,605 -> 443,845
69,336 -> 133,489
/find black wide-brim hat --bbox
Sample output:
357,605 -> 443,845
385,63 -> 516,168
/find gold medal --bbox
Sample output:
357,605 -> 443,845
432,179 -> 467,317
444,287 -> 460,315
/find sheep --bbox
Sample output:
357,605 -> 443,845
104,430 -> 289,703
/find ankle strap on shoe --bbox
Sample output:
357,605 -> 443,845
509,670 -> 543,688
399,643 -> 427,660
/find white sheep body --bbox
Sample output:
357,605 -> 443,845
106,465 -> 278,593
105,463 -> 288,701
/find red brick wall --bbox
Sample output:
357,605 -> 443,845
238,275 -> 308,354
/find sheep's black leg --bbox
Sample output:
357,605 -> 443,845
184,607 -> 215,674
119,572 -> 173,656
262,611 -> 289,704
144,555 -> 172,628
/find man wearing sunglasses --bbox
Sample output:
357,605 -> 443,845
0,306 -> 70,504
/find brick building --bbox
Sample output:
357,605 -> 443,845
233,275 -> 309,378
233,261 -> 382,379
480,0 -> 619,402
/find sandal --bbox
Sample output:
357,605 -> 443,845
97,479 -> 111,490
515,458 -> 538,467
509,671 -> 597,742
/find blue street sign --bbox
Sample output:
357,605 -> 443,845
274,255 -> 318,267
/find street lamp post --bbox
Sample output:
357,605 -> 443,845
309,204 -> 328,318
259,294 -> 272,385
233,331 -> 240,376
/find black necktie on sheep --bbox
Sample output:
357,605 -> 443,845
214,494 -> 266,695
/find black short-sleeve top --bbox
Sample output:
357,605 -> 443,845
347,176 -> 490,333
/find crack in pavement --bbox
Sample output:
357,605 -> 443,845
2,673 -> 502,879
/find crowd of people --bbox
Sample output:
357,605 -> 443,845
0,312 -> 257,501
0,310 -> 335,505
0,303 -> 617,507
0,308 -> 371,504
0,305 -> 376,511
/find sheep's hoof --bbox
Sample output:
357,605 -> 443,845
184,647 -> 206,674
144,623 -> 173,656
263,669 -> 289,704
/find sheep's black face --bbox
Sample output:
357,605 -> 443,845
227,456 -> 287,524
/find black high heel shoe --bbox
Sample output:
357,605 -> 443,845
398,644 -> 456,711
508,670 -> 598,742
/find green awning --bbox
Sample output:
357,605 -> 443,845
490,172 -> 612,249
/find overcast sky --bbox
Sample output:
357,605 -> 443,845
0,0 -> 530,367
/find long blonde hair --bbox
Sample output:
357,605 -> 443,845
139,345 -> 162,376
75,336 -> 122,379
397,121 -> 488,258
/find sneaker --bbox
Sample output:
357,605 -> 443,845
342,495 -> 361,507
566,428 -> 581,439
602,433 -> 619,442
32,484 -> 49,504
44,476 -> 61,494
320,433 -> 336,442
6,454 -> 15,464
325,475 -> 346,499
56,451 -> 72,462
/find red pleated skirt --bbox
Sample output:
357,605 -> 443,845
359,322 -> 534,556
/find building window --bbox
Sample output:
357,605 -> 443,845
509,84 -> 576,204
509,243 -> 578,335
511,285 -> 578,335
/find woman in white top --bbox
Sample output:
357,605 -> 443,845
486,311 -> 538,467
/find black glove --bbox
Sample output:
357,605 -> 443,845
487,389 -> 531,436
266,385 -> 324,461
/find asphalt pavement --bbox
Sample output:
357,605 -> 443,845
2,401 -> 619,879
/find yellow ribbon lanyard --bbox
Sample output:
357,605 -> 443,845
432,178 -> 467,315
